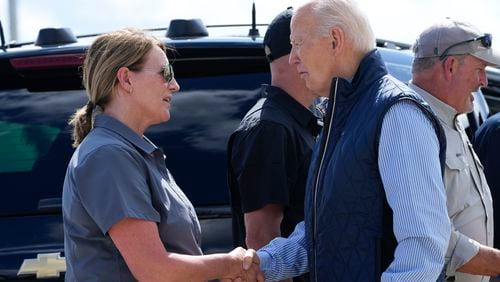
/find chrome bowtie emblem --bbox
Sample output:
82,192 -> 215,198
18,252 -> 66,278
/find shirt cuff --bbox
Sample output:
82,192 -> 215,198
257,250 -> 274,274
446,233 -> 481,275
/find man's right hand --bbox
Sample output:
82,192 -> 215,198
222,247 -> 264,282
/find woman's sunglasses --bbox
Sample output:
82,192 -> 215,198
128,63 -> 175,83
161,63 -> 174,83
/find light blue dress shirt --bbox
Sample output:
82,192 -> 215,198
257,101 -> 451,282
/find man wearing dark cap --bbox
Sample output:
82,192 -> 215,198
410,19 -> 500,281
227,7 -> 322,281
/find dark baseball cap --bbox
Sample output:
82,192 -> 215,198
264,7 -> 293,63
413,19 -> 500,66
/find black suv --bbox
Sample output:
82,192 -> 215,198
0,20 -> 494,281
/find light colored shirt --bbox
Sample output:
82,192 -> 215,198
258,101 -> 451,281
410,83 -> 494,282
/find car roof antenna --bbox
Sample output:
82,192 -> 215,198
248,1 -> 260,37
0,20 -> 6,50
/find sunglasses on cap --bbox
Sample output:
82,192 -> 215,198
439,33 -> 492,60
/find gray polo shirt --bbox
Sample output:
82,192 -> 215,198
62,114 -> 202,282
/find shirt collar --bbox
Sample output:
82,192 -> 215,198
94,114 -> 157,154
264,85 -> 321,134
409,82 -> 458,127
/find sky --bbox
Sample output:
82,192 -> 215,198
0,0 -> 499,45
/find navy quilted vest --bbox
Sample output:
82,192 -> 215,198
304,50 -> 446,282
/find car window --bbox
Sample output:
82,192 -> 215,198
0,56 -> 270,216
0,89 -> 84,216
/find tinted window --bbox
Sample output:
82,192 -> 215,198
155,51 -> 270,204
0,89 -> 84,216
0,55 -> 270,216
151,73 -> 268,205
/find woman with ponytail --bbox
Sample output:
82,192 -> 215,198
62,28 -> 262,282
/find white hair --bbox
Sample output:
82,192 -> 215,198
309,0 -> 375,53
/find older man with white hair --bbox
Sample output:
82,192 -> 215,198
255,0 -> 452,281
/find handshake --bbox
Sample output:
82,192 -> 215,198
220,247 -> 264,282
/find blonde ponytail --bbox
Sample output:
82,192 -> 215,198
69,101 -> 94,148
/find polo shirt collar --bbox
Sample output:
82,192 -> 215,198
409,82 -> 458,128
94,114 -> 157,154
264,85 -> 319,132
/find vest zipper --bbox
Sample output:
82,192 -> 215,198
312,78 -> 338,282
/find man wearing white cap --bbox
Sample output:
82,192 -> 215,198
411,19 -> 500,281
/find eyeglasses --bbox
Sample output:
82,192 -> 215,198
160,63 -> 175,83
439,33 -> 492,60
129,63 -> 175,83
